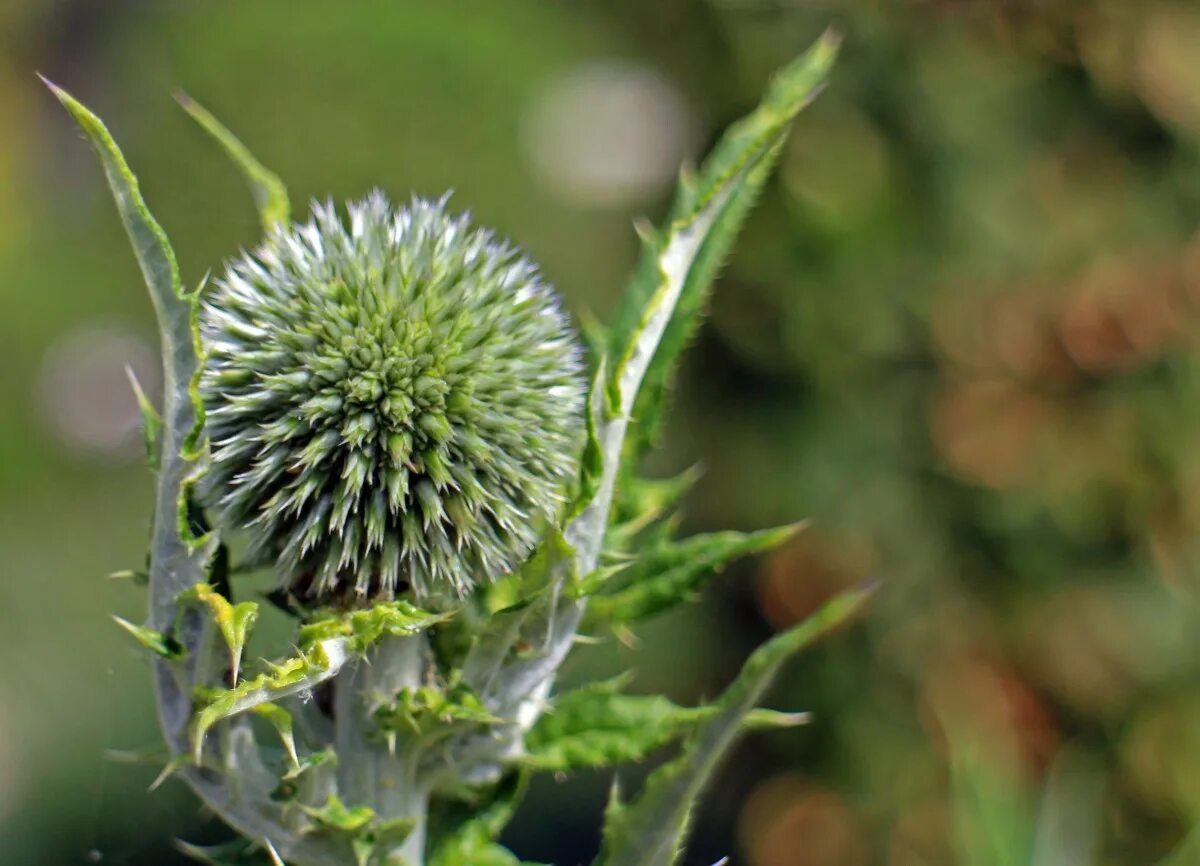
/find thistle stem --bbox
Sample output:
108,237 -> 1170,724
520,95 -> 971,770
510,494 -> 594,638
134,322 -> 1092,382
334,633 -> 431,865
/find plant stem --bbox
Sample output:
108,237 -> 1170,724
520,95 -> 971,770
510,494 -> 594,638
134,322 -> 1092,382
334,633 -> 431,865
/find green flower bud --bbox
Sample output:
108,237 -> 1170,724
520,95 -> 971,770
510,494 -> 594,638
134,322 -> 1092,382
200,193 -> 584,601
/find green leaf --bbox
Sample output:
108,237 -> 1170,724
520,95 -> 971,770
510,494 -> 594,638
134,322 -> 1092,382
282,748 -> 336,782
587,523 -> 806,624
610,465 -> 702,538
180,582 -> 259,682
190,636 -> 350,763
249,702 -> 299,769
595,585 -> 871,866
112,615 -> 182,659
300,793 -> 376,834
42,79 -> 216,627
374,684 -> 500,739
569,357 -> 609,520
567,31 -> 838,576
428,775 -> 538,866
608,30 -> 839,462
298,599 -> 450,655
125,365 -> 162,470
48,78 -> 350,866
176,91 -> 290,232
525,676 -> 808,773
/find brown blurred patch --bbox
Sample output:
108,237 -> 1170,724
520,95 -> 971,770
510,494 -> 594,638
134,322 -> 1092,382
887,800 -> 954,866
920,653 -> 1059,780
930,377 -> 1057,489
1122,693 -> 1200,821
756,531 -> 873,632
739,774 -> 869,866
1017,585 -> 1165,718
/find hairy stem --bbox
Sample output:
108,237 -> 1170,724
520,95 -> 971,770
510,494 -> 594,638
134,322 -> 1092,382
335,634 -> 431,865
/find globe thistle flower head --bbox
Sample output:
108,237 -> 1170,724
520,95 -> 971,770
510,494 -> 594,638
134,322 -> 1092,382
200,193 -> 584,601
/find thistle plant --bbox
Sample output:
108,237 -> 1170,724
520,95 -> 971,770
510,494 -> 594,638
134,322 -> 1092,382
44,28 -> 868,866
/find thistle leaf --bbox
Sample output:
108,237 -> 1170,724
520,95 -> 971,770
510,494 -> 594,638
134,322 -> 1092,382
569,357 -> 609,521
525,676 -> 809,773
299,793 -> 376,834
179,582 -> 259,683
249,702 -> 299,769
594,585 -> 871,866
373,684 -> 501,738
48,78 -> 354,866
587,523 -> 806,624
175,91 -> 290,232
608,30 -> 840,462
568,30 -> 838,573
428,774 -> 537,866
190,636 -> 351,763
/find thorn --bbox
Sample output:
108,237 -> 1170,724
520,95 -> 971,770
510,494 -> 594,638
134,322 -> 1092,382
148,755 -> 184,791
264,839 -> 286,866
36,72 -> 64,96
632,217 -> 656,245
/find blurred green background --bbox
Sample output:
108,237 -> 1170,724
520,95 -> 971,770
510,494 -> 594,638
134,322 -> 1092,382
6,1 -> 1200,864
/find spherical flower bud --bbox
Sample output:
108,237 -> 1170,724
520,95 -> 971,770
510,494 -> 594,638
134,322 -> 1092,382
199,193 -> 584,601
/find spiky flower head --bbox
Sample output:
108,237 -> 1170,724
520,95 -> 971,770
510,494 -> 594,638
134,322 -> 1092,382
200,193 -> 584,601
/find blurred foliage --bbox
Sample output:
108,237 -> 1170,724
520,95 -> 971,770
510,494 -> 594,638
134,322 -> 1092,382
7,1 -> 1200,865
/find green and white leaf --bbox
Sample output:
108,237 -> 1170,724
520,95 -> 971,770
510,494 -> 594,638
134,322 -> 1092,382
595,585 -> 871,866
568,29 -> 839,573
176,92 -> 290,232
606,30 -> 841,463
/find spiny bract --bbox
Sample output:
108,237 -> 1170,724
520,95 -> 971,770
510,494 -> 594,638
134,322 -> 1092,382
200,193 -> 584,601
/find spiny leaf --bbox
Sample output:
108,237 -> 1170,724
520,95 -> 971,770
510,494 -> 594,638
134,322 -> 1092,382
48,78 -> 351,866
608,29 -> 840,462
300,793 -> 376,834
569,357 -> 609,521
567,30 -> 838,575
374,684 -> 500,738
428,774 -> 537,866
249,702 -> 299,769
610,465 -> 703,539
191,600 -> 444,761
112,615 -> 181,659
126,365 -> 162,470
595,584 -> 872,866
190,636 -> 351,763
587,523 -> 807,624
176,91 -> 290,232
525,676 -> 810,773
180,582 -> 259,682
282,748 -> 336,782
298,599 -> 450,654
42,79 -> 215,630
